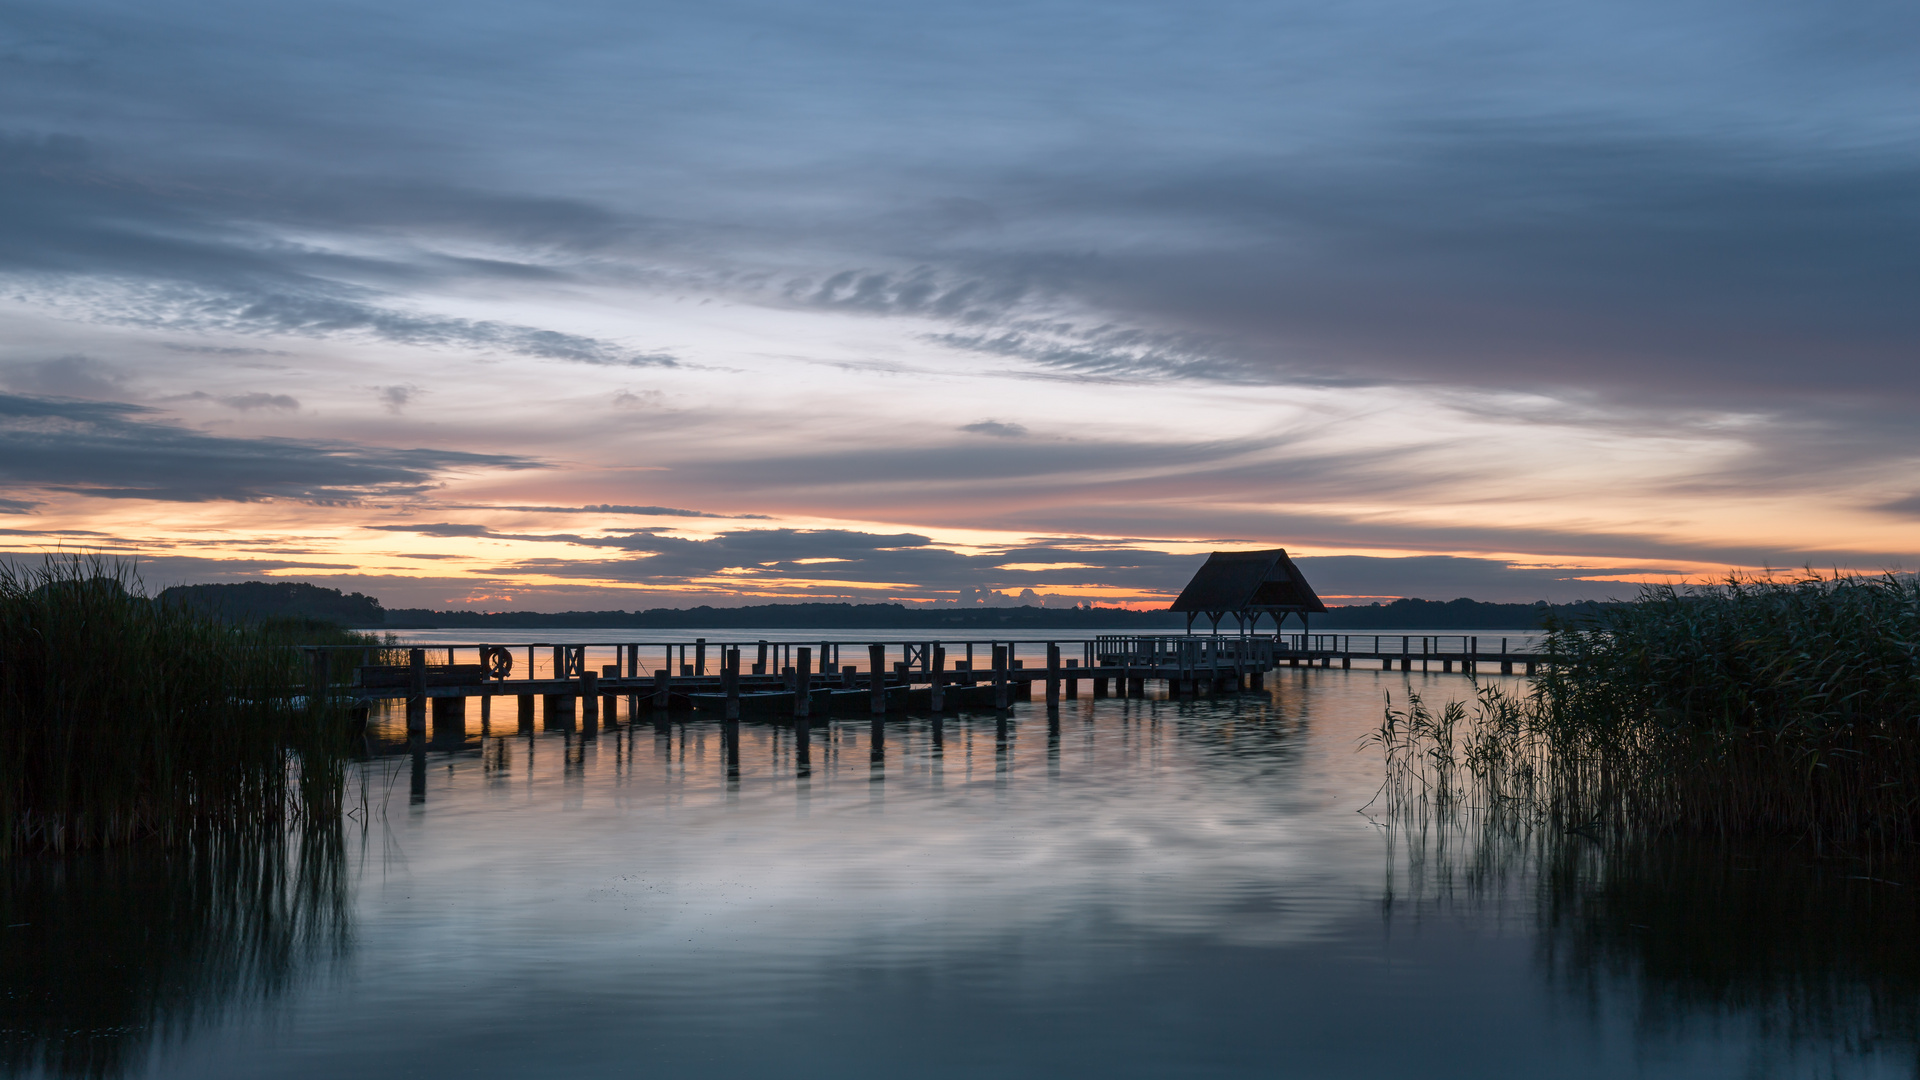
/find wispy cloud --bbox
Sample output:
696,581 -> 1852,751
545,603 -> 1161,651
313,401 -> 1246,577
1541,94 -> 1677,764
0,393 -> 542,504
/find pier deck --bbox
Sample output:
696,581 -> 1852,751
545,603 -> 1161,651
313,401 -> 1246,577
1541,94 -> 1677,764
302,633 -> 1551,736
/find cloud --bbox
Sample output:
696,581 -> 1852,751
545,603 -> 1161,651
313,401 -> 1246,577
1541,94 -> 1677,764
0,392 -> 541,503
0,135 -> 676,370
1877,494 -> 1920,519
959,420 -> 1027,438
1,355 -> 131,399
374,385 -> 415,413
444,503 -> 763,519
164,390 -> 300,411
611,389 -> 664,409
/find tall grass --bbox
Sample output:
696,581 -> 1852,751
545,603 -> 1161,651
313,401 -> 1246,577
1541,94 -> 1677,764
0,555 -> 356,853
1370,572 -> 1920,853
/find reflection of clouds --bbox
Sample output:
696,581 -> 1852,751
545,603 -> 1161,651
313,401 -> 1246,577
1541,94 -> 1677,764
364,696 -> 1367,975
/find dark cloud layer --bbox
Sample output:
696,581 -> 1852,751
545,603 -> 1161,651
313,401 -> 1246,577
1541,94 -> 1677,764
0,393 -> 540,503
0,135 -> 674,368
359,520 -> 1643,602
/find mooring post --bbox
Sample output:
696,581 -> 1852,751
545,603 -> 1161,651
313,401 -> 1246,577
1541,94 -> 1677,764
724,649 -> 742,721
406,647 -> 426,736
695,638 -> 706,677
654,667 -> 671,710
794,647 -> 812,720
867,644 -> 887,715
930,644 -> 946,711
993,645 -> 1010,710
755,640 -> 768,676
518,693 -> 534,732
580,669 -> 599,732
1045,643 -> 1061,706
307,648 -> 330,712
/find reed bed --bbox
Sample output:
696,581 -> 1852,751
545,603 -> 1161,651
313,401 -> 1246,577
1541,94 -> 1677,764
1370,572 -> 1920,854
0,556 -> 362,854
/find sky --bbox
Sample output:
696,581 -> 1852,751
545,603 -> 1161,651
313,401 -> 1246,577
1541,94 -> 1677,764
0,0 -> 1914,609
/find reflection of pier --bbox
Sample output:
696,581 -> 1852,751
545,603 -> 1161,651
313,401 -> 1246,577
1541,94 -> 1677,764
314,631 -> 1549,740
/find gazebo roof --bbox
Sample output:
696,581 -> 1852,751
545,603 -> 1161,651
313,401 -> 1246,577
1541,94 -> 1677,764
1169,549 -> 1328,615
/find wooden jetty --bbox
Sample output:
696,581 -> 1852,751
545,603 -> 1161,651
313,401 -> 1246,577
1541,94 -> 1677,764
305,548 -> 1550,738
309,632 -> 1551,738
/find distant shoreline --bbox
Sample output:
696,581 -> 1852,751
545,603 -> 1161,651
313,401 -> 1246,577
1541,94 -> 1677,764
367,598 -> 1615,632
159,583 -> 1619,632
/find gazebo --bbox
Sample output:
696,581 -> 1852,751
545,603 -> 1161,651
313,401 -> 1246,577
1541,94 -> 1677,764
1169,548 -> 1327,635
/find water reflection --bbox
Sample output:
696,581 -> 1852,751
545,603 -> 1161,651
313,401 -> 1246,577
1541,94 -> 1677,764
8,681 -> 1920,1078
1383,795 -> 1920,1074
0,825 -> 350,1078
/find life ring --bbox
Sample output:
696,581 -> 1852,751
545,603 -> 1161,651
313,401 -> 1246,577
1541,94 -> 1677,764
481,646 -> 514,679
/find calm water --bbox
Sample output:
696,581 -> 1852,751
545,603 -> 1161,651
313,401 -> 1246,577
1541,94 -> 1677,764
5,666 -> 1915,1078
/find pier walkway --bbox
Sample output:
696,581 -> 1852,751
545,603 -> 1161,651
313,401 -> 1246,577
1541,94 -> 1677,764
301,633 -> 1550,737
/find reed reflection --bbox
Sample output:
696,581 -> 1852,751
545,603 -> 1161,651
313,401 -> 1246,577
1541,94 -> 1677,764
0,823 -> 351,1079
1380,782 -> 1920,1069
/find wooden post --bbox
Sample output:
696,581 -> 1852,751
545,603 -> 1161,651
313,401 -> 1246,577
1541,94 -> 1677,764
1064,657 -> 1079,699
518,693 -> 534,732
794,647 -> 812,719
930,645 -> 946,711
307,648 -> 330,712
755,640 -> 768,676
724,649 -> 742,721
869,644 -> 887,715
654,668 -> 671,710
695,639 -> 707,677
1045,643 -> 1060,706
993,645 -> 1009,710
581,670 -> 599,730
406,647 -> 426,736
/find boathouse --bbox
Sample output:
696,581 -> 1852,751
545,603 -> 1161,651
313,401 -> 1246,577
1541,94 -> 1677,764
1170,548 -> 1328,635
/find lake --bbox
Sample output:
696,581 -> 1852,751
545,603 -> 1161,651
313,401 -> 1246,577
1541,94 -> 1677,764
4,658 -> 1913,1078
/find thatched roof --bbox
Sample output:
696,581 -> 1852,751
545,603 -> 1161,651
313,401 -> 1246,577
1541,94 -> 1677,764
1169,549 -> 1327,615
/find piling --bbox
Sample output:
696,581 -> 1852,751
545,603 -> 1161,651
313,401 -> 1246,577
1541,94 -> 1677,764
518,694 -> 534,733
794,647 -> 812,720
755,640 -> 768,675
406,647 -> 426,736
993,645 -> 1010,710
930,644 -> 946,711
308,648 -> 330,712
869,644 -> 887,715
1045,642 -> 1061,706
724,649 -> 742,721
581,669 -> 599,730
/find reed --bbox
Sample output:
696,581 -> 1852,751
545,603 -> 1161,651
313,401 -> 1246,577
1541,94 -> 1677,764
1372,572 -> 1920,852
0,555 -> 361,854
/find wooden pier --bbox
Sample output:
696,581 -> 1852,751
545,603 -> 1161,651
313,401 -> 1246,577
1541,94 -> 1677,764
309,633 -> 1551,737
